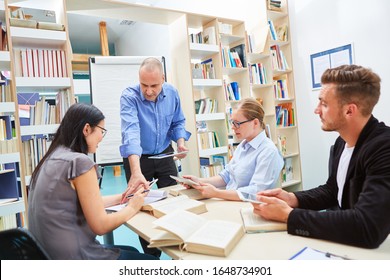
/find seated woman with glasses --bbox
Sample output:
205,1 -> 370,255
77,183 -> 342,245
183,97 -> 284,201
27,103 -> 158,260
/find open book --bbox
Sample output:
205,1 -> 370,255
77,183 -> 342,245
169,185 -> 204,200
240,207 -> 287,233
149,210 -> 244,257
105,189 -> 167,212
141,195 -> 207,218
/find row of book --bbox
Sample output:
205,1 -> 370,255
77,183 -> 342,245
273,79 -> 289,99
270,45 -> 289,71
0,213 -> 18,231
223,80 -> 241,101
22,135 -> 52,176
197,131 -> 221,150
221,44 -> 246,68
200,162 -> 223,178
194,98 -> 218,114
0,83 -> 12,102
0,138 -> 18,155
192,58 -> 215,79
18,90 -> 72,130
276,102 -> 295,127
268,20 -> 288,42
189,26 -> 217,45
14,48 -> 68,78
249,63 -> 268,85
9,6 -> 65,31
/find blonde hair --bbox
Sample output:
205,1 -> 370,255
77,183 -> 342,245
236,98 -> 266,129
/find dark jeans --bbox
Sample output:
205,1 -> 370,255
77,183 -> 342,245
104,245 -> 158,260
123,145 -> 178,258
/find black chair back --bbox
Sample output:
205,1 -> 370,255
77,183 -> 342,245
0,227 -> 51,260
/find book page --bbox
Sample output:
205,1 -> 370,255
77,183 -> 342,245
186,220 -> 243,248
105,190 -> 168,212
148,230 -> 183,248
144,189 -> 168,204
240,207 -> 287,232
155,196 -> 205,215
153,210 -> 206,241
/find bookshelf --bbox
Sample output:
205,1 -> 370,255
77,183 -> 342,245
0,14 -> 26,229
187,16 -> 251,177
0,0 -> 76,228
247,0 -> 302,191
63,1 -> 299,186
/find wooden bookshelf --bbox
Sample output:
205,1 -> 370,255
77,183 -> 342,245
246,0 -> 302,191
0,0 -> 76,228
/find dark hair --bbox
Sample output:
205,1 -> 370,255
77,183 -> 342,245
321,64 -> 381,116
30,103 -> 105,187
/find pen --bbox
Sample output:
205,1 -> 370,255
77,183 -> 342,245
126,189 -> 150,199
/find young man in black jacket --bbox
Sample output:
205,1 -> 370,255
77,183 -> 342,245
252,64 -> 390,249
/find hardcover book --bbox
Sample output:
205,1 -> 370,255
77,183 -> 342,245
240,207 -> 287,233
149,209 -> 244,257
141,194 -> 207,218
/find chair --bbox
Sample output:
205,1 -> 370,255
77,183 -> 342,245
0,227 -> 51,260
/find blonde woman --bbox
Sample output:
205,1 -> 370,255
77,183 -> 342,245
184,97 -> 284,201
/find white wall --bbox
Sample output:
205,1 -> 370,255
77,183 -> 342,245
117,0 -> 390,190
115,22 -> 170,63
289,0 -> 390,189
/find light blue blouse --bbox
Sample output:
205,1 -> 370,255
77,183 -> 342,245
219,130 -> 284,195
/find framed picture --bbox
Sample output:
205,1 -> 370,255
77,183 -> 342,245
310,44 -> 354,89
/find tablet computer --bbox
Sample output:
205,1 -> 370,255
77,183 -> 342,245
169,175 -> 199,186
148,151 -> 188,159
240,192 -> 263,204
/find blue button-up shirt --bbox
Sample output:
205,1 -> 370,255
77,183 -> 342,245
219,130 -> 284,195
120,83 -> 191,158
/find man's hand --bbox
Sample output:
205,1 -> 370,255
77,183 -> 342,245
121,172 -> 148,203
176,138 -> 189,160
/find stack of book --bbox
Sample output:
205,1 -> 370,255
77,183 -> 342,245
267,0 -> 282,11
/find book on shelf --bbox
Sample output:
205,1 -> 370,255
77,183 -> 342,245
267,0 -> 282,11
265,124 -> 272,139
200,58 -> 215,79
141,195 -> 207,218
240,207 -> 287,233
9,18 -> 37,29
191,63 -> 203,79
0,22 -> 7,51
149,209 -> 244,257
37,22 -> 65,31
9,6 -> 57,23
105,189 -> 168,212
202,26 -> 216,45
268,20 -> 278,41
274,79 -> 289,99
283,157 -> 293,182
276,24 -> 288,42
277,135 -> 287,156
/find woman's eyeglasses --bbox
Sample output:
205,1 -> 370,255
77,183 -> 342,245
96,125 -> 107,138
229,119 -> 254,129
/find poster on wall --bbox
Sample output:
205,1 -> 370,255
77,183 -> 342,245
310,43 -> 354,90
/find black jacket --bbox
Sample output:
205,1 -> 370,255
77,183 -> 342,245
288,116 -> 390,248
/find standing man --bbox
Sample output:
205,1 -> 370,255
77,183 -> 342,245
120,57 -> 191,258
252,64 -> 390,248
